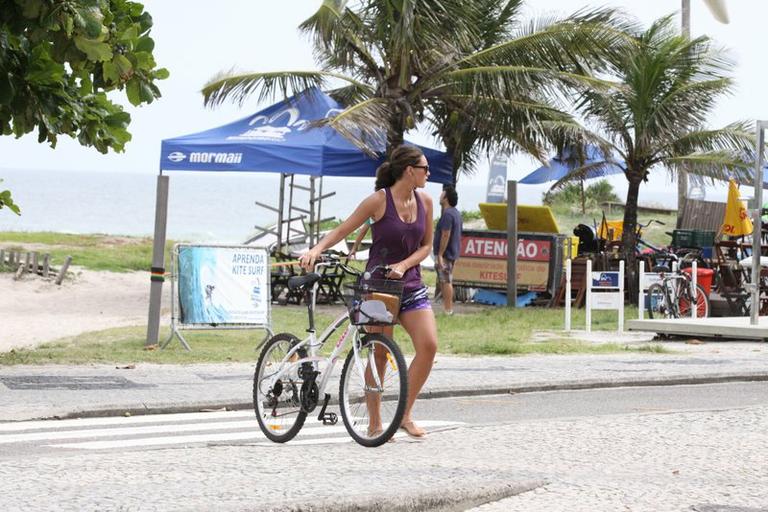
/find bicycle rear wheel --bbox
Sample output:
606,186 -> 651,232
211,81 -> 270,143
253,333 -> 307,443
646,283 -> 670,319
339,333 -> 407,448
677,284 -> 710,318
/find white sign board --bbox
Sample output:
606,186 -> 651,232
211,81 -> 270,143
585,259 -> 624,333
177,245 -> 270,326
590,292 -> 623,310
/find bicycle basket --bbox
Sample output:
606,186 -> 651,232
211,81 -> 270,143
342,278 -> 405,326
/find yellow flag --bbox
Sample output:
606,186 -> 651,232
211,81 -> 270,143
722,179 -> 753,236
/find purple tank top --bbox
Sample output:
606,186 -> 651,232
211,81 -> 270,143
366,188 -> 425,293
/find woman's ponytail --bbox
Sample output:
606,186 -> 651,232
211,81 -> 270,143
375,145 -> 425,190
375,161 -> 394,190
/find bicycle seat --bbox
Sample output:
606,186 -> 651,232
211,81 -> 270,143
288,273 -> 322,290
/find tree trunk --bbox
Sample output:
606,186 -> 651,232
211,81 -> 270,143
386,111 -> 405,155
622,174 -> 642,304
443,139 -> 461,186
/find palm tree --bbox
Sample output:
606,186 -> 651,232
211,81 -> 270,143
552,15 -> 754,293
202,0 -> 628,183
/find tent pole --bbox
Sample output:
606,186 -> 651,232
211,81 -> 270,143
287,174 -> 295,251
317,176 -> 323,243
277,173 -> 285,253
146,174 -> 170,346
310,176 -> 317,247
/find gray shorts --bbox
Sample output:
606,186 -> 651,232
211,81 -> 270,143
436,259 -> 454,283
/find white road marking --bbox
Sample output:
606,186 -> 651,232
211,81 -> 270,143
0,409 -> 255,432
0,411 -> 464,451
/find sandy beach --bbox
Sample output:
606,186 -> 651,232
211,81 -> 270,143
0,268 -> 171,352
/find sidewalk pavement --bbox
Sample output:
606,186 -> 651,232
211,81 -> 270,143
1,333 -> 766,422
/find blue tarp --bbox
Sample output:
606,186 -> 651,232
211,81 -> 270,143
160,87 -> 453,184
519,145 -> 625,184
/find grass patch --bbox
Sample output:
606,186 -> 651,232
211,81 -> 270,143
0,232 -> 175,272
0,304 -> 666,365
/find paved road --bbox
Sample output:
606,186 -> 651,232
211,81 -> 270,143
1,382 -> 766,511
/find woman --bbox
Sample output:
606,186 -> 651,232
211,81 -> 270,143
299,144 -> 437,438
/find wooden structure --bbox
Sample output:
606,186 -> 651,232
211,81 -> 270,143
0,250 -> 69,284
245,174 -> 336,252
678,199 -> 727,232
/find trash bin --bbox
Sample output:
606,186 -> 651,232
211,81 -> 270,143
682,267 -> 714,297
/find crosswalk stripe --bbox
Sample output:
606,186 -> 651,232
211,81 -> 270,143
43,420 -> 462,450
0,420 -> 260,444
47,426 -> 349,450
0,409 -> 255,432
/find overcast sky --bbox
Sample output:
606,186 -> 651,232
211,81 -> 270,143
0,0 -> 764,192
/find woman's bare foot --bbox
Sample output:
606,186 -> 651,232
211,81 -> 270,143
367,426 -> 395,442
399,420 -> 427,438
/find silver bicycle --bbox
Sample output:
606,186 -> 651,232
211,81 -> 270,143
253,255 -> 408,447
646,268 -> 710,319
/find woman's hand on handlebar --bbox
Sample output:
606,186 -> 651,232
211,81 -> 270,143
386,262 -> 407,279
299,247 -> 322,272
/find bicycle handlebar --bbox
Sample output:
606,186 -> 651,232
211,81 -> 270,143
637,219 -> 665,230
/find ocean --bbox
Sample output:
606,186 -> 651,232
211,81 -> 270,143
0,167 -> 684,243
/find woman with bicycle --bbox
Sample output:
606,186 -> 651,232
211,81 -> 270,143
300,144 -> 437,439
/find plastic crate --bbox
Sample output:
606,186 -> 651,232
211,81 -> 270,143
672,229 -> 695,248
691,230 -> 716,247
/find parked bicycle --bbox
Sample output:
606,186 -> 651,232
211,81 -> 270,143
646,263 -> 710,319
253,254 -> 408,447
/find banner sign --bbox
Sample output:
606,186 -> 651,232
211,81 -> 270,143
591,271 -> 620,289
486,154 -> 507,203
177,245 -> 269,325
460,236 -> 550,262
453,230 -> 553,291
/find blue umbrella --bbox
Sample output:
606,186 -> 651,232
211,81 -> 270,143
520,145 -> 625,213
519,145 -> 625,184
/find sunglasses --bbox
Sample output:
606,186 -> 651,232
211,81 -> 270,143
411,164 -> 429,173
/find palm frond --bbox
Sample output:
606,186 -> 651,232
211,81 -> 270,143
202,70 -> 361,108
664,152 -> 753,183
312,97 -> 392,156
326,83 -> 376,106
452,8 -> 635,75
441,65 -> 618,100
299,1 -> 382,79
664,122 -> 755,158
642,78 -> 734,139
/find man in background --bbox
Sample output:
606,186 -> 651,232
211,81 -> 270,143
433,185 -> 462,315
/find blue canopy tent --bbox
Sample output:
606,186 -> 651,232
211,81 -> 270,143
147,87 -> 453,345
160,86 -> 452,182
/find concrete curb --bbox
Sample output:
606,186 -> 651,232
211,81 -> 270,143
37,371 -> 768,422
261,480 -> 546,512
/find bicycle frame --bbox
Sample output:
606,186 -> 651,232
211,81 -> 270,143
262,261 -> 386,402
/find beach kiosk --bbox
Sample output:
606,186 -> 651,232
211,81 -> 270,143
452,201 -> 573,303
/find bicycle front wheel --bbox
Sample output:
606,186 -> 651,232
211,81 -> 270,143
253,332 -> 307,443
646,283 -> 670,319
339,333 -> 407,448
677,284 -> 710,318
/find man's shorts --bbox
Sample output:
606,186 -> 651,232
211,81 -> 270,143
436,259 -> 455,284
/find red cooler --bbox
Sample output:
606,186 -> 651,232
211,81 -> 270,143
682,267 -> 714,297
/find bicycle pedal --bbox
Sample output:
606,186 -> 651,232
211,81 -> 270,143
320,412 -> 338,426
